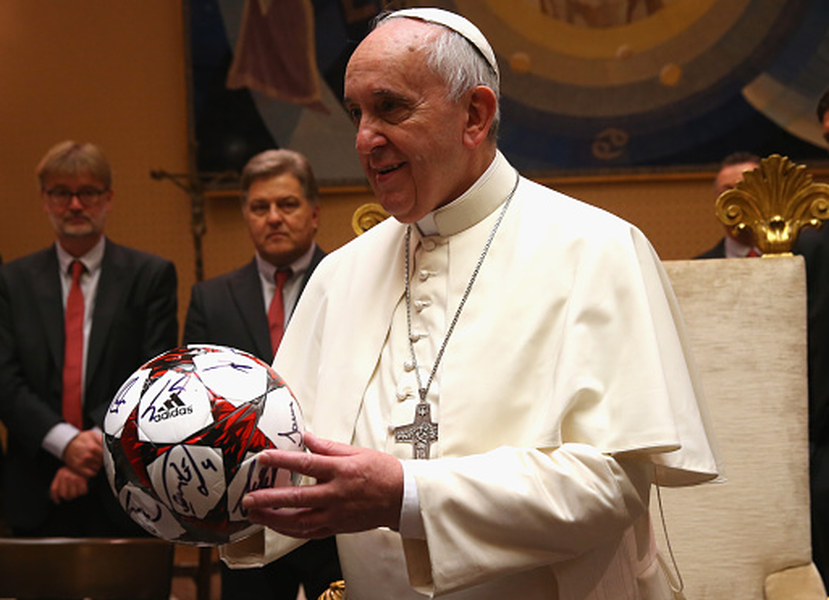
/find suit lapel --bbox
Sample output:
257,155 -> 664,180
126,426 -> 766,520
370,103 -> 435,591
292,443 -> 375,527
33,248 -> 64,370
297,245 -> 326,299
233,248 -> 327,362
86,240 -> 128,385
230,261 -> 272,360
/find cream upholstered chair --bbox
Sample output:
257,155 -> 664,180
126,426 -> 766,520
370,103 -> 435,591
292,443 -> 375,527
659,257 -> 823,599
653,155 -> 829,600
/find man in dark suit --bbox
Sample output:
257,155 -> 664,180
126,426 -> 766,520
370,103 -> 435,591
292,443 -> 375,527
0,141 -> 178,537
696,151 -> 761,259
183,149 -> 340,600
794,88 -> 829,587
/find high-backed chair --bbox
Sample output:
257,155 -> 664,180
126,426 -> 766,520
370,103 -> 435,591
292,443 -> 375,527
0,537 -> 175,599
653,155 -> 829,599
659,257 -> 823,599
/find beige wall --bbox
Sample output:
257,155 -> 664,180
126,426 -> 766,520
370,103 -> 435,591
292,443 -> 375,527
202,172 -> 723,284
1,1 -> 825,335
0,0 -> 192,325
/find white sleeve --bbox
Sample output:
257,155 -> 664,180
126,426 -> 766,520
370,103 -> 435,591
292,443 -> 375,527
42,422 -> 80,460
401,443 -> 652,596
398,459 -> 426,539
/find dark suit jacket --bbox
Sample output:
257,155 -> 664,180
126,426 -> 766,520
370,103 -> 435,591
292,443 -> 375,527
182,246 -> 340,598
695,238 -> 726,259
794,227 -> 829,584
0,239 -> 178,530
183,246 -> 326,362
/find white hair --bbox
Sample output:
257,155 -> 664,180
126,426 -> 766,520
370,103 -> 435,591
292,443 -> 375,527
377,12 -> 501,140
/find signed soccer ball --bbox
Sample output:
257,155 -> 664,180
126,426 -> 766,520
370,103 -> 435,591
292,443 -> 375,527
102,344 -> 305,545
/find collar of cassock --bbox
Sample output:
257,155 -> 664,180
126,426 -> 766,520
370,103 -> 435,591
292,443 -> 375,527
416,151 -> 516,238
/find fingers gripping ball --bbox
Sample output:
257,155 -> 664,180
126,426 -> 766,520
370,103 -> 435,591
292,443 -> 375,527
102,344 -> 305,545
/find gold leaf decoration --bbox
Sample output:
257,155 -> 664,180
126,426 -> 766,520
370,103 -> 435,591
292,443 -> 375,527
716,154 -> 829,255
352,203 -> 390,236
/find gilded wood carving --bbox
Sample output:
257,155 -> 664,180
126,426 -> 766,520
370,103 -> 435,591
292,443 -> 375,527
716,154 -> 829,255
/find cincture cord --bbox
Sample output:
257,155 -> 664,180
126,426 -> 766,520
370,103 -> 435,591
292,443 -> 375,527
654,467 -> 687,599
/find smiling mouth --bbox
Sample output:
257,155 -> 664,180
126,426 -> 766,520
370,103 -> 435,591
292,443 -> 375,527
375,163 -> 404,175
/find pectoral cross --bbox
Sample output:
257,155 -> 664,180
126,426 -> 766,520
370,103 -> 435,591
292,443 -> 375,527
394,401 -> 438,459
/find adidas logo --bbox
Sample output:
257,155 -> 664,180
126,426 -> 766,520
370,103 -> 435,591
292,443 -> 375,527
151,393 -> 194,422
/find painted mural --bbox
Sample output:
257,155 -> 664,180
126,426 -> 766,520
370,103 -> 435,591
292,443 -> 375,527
189,0 -> 829,183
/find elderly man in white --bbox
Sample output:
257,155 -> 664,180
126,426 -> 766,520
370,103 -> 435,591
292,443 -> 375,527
223,8 -> 719,600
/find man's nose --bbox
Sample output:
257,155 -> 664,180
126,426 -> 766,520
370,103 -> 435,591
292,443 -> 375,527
355,118 -> 386,155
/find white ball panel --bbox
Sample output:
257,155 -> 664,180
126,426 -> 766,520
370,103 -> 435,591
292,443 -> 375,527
119,483 -> 186,541
193,348 -> 269,406
148,445 -> 226,519
104,367 -> 150,437
136,372 -> 214,443
258,387 -> 305,451
227,452 -> 278,523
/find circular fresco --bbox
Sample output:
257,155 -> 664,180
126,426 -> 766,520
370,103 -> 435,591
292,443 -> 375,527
192,0 -> 829,181
409,0 -> 829,171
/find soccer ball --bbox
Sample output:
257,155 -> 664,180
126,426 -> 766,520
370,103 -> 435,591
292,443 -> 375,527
102,344 -> 305,545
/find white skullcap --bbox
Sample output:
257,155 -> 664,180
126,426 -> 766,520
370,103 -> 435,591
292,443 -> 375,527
388,7 -> 499,81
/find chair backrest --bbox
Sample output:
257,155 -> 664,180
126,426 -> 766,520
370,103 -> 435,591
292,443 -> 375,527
0,537 -> 175,600
655,257 -> 824,599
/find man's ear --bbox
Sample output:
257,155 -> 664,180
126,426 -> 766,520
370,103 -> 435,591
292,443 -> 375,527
462,85 -> 497,149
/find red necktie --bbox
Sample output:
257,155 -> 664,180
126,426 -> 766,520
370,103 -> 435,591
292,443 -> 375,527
747,248 -> 761,257
268,269 -> 291,354
62,260 -> 85,428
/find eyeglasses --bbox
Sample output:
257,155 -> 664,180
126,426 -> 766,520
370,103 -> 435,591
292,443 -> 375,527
44,187 -> 109,207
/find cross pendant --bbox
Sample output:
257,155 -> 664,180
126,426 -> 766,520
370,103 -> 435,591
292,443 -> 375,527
394,401 -> 439,459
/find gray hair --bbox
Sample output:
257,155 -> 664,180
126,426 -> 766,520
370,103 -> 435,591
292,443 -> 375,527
36,141 -> 112,190
240,149 -> 319,205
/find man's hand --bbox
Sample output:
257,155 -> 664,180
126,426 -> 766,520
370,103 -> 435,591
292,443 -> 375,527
62,429 -> 103,478
50,466 -> 89,503
242,433 -> 404,539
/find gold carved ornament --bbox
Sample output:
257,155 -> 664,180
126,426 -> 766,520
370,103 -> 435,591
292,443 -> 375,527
715,154 -> 829,255
352,203 -> 390,235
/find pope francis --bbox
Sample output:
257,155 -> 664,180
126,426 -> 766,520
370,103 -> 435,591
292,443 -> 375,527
222,8 -> 720,600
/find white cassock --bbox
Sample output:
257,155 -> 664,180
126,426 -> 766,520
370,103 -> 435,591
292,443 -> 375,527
222,152 -> 720,600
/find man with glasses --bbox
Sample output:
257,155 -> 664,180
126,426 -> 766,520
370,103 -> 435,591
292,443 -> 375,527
0,140 -> 178,537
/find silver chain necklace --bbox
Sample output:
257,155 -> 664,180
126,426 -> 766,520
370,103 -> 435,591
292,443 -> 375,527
394,171 -> 520,459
